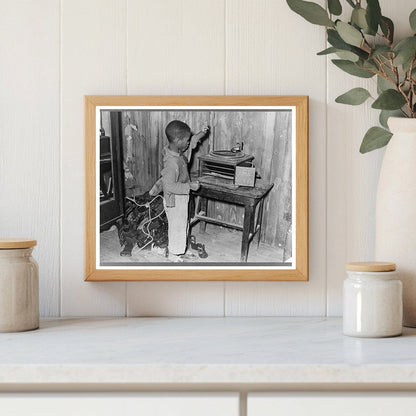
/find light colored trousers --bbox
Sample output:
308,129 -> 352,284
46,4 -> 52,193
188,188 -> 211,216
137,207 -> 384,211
163,195 -> 189,255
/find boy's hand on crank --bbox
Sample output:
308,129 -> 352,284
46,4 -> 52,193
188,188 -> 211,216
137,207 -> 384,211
190,124 -> 210,150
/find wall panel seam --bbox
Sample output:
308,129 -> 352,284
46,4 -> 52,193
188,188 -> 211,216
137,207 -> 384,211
125,0 -> 129,96
59,0 -> 63,317
224,0 -> 227,95
324,14 -> 328,318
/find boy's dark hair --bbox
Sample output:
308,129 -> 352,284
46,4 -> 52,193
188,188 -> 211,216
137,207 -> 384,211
165,120 -> 191,143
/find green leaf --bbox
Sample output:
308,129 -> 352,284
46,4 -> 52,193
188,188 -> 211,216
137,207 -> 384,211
327,29 -> 369,59
317,46 -> 338,55
380,16 -> 394,43
379,110 -> 403,129
317,46 -> 359,61
394,36 -> 416,52
360,127 -> 392,153
376,67 -> 403,94
372,89 -> 407,110
362,59 -> 379,71
327,28 -> 350,49
287,0 -> 334,27
335,87 -> 371,105
328,0 -> 342,16
335,50 -> 359,62
372,45 -> 391,58
351,7 -> 369,32
332,59 -> 375,78
410,9 -> 416,32
366,0 -> 382,35
336,21 -> 363,47
393,36 -> 416,67
377,76 -> 393,94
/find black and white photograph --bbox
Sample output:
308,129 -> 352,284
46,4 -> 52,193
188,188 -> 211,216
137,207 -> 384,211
99,106 -> 294,268
85,96 -> 308,281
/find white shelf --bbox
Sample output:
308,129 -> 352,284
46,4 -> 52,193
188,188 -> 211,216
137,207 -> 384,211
0,317 -> 415,389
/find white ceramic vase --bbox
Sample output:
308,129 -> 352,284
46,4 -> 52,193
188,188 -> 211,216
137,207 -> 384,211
375,117 -> 416,327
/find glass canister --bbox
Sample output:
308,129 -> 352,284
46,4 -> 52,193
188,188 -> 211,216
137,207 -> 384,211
343,262 -> 402,338
0,239 -> 39,332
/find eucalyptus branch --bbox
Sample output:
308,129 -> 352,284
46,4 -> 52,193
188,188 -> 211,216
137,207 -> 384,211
383,56 -> 397,76
376,57 -> 399,89
408,56 -> 416,117
286,0 -> 416,152
390,59 -> 400,85
360,42 -> 372,54
374,56 -> 385,73
378,22 -> 393,48
362,37 -> 372,52
397,80 -> 413,117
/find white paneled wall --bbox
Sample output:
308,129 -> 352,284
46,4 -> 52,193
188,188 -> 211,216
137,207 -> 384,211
0,0 -> 60,316
1,0 -> 413,317
61,0 -> 127,316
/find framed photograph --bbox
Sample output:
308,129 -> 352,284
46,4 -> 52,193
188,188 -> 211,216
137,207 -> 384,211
85,96 -> 308,281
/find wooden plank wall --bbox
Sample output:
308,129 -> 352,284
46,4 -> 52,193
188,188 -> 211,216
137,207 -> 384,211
117,110 -> 292,249
209,110 -> 292,249
119,111 -> 212,194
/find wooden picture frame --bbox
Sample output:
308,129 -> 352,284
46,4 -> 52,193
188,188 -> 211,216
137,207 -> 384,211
85,96 -> 308,281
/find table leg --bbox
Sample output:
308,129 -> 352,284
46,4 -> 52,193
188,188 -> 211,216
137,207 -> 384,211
256,199 -> 264,248
241,205 -> 255,262
199,197 -> 208,233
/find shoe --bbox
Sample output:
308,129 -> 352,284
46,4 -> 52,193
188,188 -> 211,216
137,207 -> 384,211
196,243 -> 208,259
168,253 -> 184,263
189,235 -> 198,250
152,245 -> 167,256
182,249 -> 197,260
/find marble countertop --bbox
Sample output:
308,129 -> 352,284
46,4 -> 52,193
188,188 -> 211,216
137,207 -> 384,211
1,317 -> 416,389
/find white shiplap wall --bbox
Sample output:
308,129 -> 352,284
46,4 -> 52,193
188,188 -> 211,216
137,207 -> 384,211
0,0 -> 60,316
1,0 -> 412,317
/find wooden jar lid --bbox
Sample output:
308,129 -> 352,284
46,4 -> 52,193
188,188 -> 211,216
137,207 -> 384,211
0,239 -> 37,249
346,261 -> 396,272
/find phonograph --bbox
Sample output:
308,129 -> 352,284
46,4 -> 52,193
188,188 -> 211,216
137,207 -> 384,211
197,143 -> 257,188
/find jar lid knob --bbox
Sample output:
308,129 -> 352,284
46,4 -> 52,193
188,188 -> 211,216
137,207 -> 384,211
0,239 -> 37,249
346,261 -> 396,272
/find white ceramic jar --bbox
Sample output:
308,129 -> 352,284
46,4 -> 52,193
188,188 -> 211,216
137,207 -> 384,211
0,239 -> 39,332
343,262 -> 402,338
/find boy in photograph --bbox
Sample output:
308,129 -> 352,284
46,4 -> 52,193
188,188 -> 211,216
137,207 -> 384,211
161,120 -> 208,262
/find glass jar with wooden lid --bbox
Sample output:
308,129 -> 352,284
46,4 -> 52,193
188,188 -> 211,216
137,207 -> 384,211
0,239 -> 39,332
343,261 -> 402,338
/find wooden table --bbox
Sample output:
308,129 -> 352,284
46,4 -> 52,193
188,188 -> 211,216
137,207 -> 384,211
192,177 -> 273,262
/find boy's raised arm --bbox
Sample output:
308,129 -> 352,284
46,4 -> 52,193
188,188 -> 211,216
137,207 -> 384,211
187,125 -> 209,162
